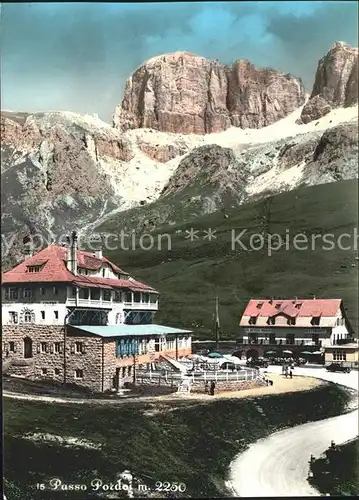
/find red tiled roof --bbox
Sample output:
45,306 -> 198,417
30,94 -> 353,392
1,244 -> 156,292
72,275 -> 155,292
240,298 -> 342,324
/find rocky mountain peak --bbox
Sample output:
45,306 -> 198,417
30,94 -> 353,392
113,52 -> 305,135
300,41 -> 358,124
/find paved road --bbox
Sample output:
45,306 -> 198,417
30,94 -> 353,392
229,366 -> 358,497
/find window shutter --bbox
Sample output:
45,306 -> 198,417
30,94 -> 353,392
45,343 -> 49,353
59,343 -> 64,354
50,343 -> 54,354
70,344 -> 75,354
82,343 -> 86,354
37,343 -> 41,354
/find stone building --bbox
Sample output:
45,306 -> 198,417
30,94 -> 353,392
236,298 -> 356,359
1,233 -> 192,391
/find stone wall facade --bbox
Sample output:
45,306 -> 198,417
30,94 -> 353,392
2,325 -> 192,393
2,324 -> 104,391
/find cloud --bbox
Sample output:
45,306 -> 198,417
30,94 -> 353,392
1,1 -> 357,121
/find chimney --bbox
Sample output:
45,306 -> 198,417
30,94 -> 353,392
66,231 -> 78,275
95,249 -> 103,259
313,295 -> 316,300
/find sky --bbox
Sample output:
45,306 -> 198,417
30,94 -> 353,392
1,1 -> 358,122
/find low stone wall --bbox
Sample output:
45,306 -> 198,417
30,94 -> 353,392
134,376 -> 266,393
190,378 -> 266,393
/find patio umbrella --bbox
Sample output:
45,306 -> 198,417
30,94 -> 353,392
207,352 -> 223,359
301,351 -> 314,355
264,350 -> 276,355
282,350 -> 293,354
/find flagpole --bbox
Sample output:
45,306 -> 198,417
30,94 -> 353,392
215,296 -> 220,349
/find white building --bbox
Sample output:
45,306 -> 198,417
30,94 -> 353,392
2,232 -> 159,328
237,298 -> 356,357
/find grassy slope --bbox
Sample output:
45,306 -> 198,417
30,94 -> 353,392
309,437 -> 359,496
3,384 -> 352,499
100,180 -> 358,338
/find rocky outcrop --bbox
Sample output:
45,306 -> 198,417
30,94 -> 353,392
114,51 -> 305,135
301,42 -> 358,124
138,142 -> 188,163
1,112 -> 137,270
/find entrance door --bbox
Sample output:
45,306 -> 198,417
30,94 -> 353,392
24,337 -> 33,358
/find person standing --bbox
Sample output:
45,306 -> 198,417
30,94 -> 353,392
210,381 -> 216,396
289,369 -> 293,379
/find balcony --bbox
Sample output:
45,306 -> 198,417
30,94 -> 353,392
66,298 -> 111,307
124,301 -> 158,310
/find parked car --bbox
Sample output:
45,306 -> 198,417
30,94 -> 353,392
326,363 -> 351,373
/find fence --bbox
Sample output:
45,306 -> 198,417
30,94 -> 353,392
135,368 -> 258,386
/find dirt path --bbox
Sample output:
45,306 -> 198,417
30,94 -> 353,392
3,374 -> 322,406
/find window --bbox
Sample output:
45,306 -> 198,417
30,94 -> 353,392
75,342 -> 83,354
79,288 -> 89,299
333,350 -> 346,361
9,288 -> 19,300
269,333 -> 276,344
275,303 -> 282,309
41,368 -> 48,375
53,286 -> 58,295
134,292 -> 141,303
142,293 -> 149,303
9,341 -> 15,352
114,291 -> 121,302
75,369 -> 83,379
287,318 -> 296,325
54,311 -> 59,320
54,368 -> 61,375
295,303 -> 302,309
9,311 -> 18,324
267,317 -> 275,325
150,294 -> 157,304
286,334 -> 295,345
90,288 -> 101,300
41,311 -> 45,320
24,311 -> 32,323
256,303 -> 263,309
311,316 -> 320,326
40,287 -> 45,296
28,266 -> 41,273
70,287 -> 77,298
102,268 -> 106,277
125,292 -> 132,303
249,316 -> 257,325
103,290 -> 111,301
23,288 -> 32,298
41,342 -> 48,353
54,342 -> 61,353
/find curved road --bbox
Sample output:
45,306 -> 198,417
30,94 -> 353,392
229,367 -> 358,497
